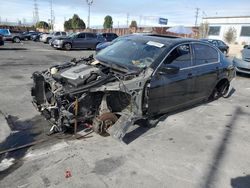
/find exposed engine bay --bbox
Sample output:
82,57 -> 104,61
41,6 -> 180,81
31,55 -> 153,141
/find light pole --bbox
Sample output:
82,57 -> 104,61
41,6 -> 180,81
86,0 -> 93,29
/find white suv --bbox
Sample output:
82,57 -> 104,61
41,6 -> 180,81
40,31 -> 67,44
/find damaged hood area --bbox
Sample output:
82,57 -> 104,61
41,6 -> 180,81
31,55 -> 153,141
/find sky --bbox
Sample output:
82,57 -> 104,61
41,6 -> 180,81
0,0 -> 250,30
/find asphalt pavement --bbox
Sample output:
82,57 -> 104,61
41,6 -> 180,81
0,41 -> 250,188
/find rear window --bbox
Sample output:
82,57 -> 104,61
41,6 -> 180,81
194,44 -> 218,65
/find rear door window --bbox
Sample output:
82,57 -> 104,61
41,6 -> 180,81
86,33 -> 96,39
193,44 -> 219,65
165,44 -> 192,69
77,33 -> 86,39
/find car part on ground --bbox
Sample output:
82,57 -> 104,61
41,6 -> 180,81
51,32 -> 106,50
31,35 -> 235,142
233,45 -> 250,74
201,39 -> 229,55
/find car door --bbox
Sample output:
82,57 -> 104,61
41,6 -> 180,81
72,33 -> 86,48
85,33 -> 97,48
192,43 -> 220,99
147,43 -> 195,115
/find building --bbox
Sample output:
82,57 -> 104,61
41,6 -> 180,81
203,16 -> 250,44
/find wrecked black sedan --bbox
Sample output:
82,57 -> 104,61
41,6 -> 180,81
31,35 -> 235,141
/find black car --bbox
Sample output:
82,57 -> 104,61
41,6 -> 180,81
201,39 -> 229,55
99,32 -> 118,42
31,35 -> 235,140
51,32 -> 106,50
31,32 -> 44,41
19,31 -> 40,40
0,34 -> 4,46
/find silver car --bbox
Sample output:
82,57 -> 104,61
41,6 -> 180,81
40,31 -> 67,44
233,45 -> 250,74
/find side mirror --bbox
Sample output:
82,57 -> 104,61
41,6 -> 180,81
158,65 -> 180,75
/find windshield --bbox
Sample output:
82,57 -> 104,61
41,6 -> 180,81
96,38 -> 167,69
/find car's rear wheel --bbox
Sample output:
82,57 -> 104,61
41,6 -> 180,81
64,43 -> 72,51
209,79 -> 230,100
13,37 -> 21,43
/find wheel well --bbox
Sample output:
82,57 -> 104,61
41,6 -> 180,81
216,78 -> 229,90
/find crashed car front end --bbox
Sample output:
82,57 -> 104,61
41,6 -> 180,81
31,56 -> 153,140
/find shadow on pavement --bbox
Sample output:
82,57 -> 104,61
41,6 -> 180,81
0,48 -> 27,51
0,114 -> 51,180
201,107 -> 249,188
231,175 -> 250,188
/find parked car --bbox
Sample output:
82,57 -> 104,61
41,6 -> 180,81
31,35 -> 235,140
233,45 -> 250,74
19,31 -> 40,40
99,32 -> 118,42
0,29 -> 21,43
52,32 -> 106,50
49,33 -> 75,46
96,33 -> 176,52
201,39 -> 229,55
40,31 -> 67,43
0,34 -> 4,46
31,32 -> 44,42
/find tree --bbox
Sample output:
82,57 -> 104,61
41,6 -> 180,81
199,21 -> 209,38
64,19 -> 72,30
72,14 -> 86,30
36,21 -> 49,29
64,15 -> 86,31
224,27 -> 237,44
103,15 -> 113,29
130,20 -> 137,28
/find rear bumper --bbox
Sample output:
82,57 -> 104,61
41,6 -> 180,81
233,57 -> 250,74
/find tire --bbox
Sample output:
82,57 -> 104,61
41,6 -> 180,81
209,80 -> 230,100
94,43 -> 100,50
13,37 -> 21,43
64,43 -> 72,51
46,38 -> 51,44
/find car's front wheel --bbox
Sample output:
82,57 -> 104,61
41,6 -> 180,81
64,43 -> 72,51
13,37 -> 21,43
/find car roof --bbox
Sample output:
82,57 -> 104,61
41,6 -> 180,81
125,34 -> 200,46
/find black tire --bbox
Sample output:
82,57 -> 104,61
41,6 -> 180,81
94,43 -> 100,50
13,37 -> 21,43
64,43 -> 72,51
46,38 -> 51,44
209,80 -> 230,100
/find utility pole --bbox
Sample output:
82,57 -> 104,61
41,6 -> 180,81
33,0 -> 39,24
50,0 -> 54,31
126,13 -> 129,28
195,8 -> 200,27
86,0 -> 93,29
